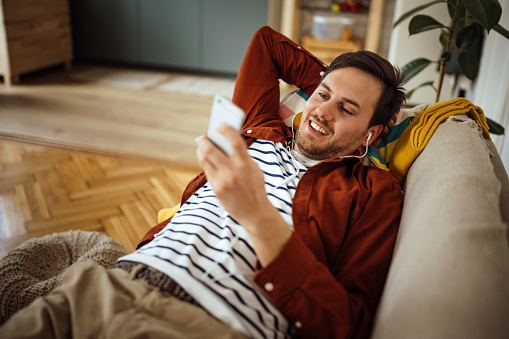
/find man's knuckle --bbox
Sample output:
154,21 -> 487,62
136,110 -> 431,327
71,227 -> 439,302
231,138 -> 245,151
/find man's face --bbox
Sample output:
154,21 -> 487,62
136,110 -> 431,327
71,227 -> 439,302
294,67 -> 383,161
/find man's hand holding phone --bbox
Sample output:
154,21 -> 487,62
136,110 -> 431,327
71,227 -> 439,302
205,95 -> 245,156
196,95 -> 264,221
196,95 -> 293,266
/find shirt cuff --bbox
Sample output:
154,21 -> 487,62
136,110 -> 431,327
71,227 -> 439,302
254,232 -> 319,300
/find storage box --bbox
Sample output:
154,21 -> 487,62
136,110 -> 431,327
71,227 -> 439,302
312,14 -> 355,40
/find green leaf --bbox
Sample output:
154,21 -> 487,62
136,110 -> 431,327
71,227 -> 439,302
493,23 -> 509,39
463,0 -> 502,31
409,15 -> 447,35
406,81 -> 435,100
456,0 -> 467,21
406,89 -> 417,99
393,0 -> 447,28
439,29 -> 451,47
457,51 -> 479,79
455,0 -> 472,28
406,81 -> 437,100
401,58 -> 433,84
448,0 -> 466,21
456,25 -> 478,48
447,0 -> 457,19
457,15 -> 475,28
486,117 -> 505,135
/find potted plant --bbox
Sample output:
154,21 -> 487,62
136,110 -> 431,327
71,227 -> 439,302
394,0 -> 509,134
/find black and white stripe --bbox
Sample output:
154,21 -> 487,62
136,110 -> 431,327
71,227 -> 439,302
119,140 -> 311,338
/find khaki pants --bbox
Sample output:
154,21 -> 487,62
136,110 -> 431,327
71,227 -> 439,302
0,261 -> 248,339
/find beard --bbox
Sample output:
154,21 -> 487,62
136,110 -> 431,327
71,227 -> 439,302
294,119 -> 367,161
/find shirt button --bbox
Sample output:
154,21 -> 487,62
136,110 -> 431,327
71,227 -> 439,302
264,282 -> 274,292
295,321 -> 302,328
297,46 -> 302,49
320,71 -> 325,76
246,129 -> 253,134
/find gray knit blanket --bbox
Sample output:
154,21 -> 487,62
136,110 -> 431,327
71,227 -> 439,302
0,230 -> 126,324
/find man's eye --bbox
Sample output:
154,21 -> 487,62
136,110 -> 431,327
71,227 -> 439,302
341,106 -> 353,115
318,92 -> 328,100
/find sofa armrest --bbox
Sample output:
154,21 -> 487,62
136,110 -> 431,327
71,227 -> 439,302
371,117 -> 509,338
486,139 -> 509,228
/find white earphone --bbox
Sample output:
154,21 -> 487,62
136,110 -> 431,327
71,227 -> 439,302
340,132 -> 372,159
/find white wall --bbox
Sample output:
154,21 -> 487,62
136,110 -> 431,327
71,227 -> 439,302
472,0 -> 509,170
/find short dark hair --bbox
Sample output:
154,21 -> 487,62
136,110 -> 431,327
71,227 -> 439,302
321,50 -> 406,128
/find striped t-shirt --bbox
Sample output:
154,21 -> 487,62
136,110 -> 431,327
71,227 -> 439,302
119,139 -> 316,338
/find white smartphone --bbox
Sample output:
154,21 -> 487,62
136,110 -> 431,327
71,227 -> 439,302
207,94 -> 245,156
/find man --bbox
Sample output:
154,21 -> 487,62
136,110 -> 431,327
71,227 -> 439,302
0,26 -> 406,339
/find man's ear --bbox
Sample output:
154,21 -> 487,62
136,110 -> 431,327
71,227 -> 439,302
368,125 -> 384,146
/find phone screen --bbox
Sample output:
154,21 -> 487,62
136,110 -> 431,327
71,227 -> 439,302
207,95 -> 245,156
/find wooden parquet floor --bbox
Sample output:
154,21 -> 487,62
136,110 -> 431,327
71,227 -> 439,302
0,138 -> 200,258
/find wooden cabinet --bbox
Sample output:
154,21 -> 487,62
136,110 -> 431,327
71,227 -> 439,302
0,0 -> 73,85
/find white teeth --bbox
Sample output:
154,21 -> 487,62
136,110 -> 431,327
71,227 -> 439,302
310,121 -> 328,135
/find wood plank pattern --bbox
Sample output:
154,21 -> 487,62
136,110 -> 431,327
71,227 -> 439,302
0,64 -> 212,166
0,139 -> 200,258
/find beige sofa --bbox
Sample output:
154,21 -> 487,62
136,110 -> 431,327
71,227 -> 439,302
370,115 -> 509,338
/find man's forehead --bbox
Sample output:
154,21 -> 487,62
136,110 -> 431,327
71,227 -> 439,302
320,81 -> 361,109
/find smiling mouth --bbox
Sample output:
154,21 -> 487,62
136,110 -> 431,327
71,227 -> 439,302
310,121 -> 329,135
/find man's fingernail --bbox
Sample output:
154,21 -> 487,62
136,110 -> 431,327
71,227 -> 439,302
195,135 -> 204,142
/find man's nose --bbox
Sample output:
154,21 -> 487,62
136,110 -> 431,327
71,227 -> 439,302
314,101 -> 334,121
